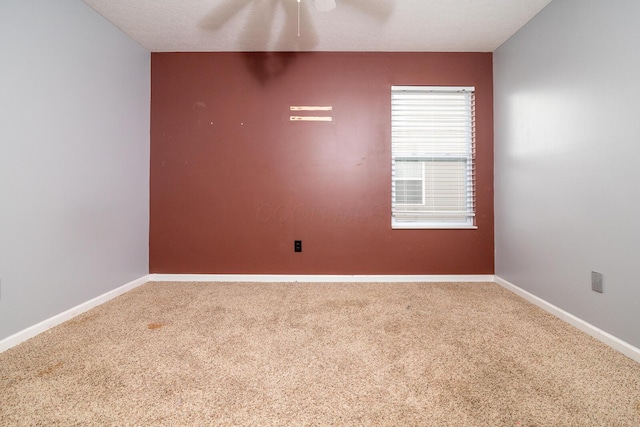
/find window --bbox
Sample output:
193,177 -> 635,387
391,86 -> 476,229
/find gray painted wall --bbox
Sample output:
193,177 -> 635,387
494,0 -> 640,348
0,0 -> 150,340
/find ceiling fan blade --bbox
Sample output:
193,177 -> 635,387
199,0 -> 253,31
340,0 -> 393,21
314,0 -> 336,12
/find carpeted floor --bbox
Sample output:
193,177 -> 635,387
1,281 -> 640,426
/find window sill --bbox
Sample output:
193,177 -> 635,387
392,221 -> 478,230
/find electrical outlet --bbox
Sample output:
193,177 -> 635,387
591,271 -> 603,293
294,240 -> 302,253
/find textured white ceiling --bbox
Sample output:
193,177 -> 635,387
81,0 -> 553,52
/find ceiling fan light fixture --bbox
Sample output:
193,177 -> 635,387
314,0 -> 337,12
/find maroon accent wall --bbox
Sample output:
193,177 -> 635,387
150,52 -> 494,274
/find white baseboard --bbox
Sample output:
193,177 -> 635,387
0,275 -> 149,353
149,274 -> 496,283
495,276 -> 640,364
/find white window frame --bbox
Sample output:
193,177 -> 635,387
391,85 -> 477,229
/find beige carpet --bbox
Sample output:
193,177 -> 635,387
1,281 -> 640,426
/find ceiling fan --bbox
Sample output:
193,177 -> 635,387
198,0 -> 393,82
200,0 -> 393,50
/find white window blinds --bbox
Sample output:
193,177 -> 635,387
391,86 -> 476,229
